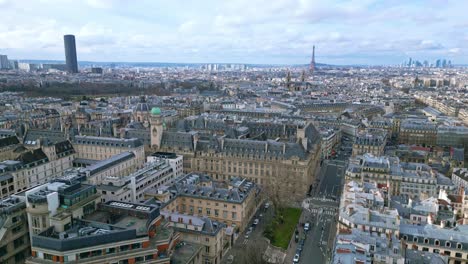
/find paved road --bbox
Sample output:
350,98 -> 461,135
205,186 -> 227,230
287,151 -> 348,264
221,203 -> 273,264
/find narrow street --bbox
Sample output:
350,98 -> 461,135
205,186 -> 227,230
285,147 -> 348,264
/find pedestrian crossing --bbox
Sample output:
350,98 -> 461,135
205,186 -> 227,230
242,239 -> 249,245
308,197 -> 338,203
309,208 -> 336,216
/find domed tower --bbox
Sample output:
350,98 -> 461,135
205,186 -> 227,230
134,96 -> 150,123
150,107 -> 163,149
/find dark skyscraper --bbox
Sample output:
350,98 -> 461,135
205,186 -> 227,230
310,45 -> 316,73
63,34 -> 78,73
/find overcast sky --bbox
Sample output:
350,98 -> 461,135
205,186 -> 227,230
0,0 -> 466,65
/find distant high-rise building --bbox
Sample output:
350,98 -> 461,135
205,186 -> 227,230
91,67 -> 103,74
310,45 -> 316,73
63,34 -> 78,73
0,54 -> 10,69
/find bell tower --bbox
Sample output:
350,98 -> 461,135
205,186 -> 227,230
150,107 -> 163,149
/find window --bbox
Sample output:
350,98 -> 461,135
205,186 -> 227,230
13,237 -> 24,247
44,253 -> 54,260
435,240 -> 440,246
205,246 -> 210,253
445,242 -> 451,248
0,246 -> 7,257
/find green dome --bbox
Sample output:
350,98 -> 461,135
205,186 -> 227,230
151,107 -> 161,115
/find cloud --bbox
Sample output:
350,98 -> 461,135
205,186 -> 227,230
0,0 -> 466,64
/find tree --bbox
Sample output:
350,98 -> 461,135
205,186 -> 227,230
237,241 -> 269,264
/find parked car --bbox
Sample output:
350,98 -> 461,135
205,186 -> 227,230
253,218 -> 259,225
297,244 -> 303,252
294,233 -> 299,243
245,231 -> 251,239
299,239 -> 305,246
264,202 -> 270,209
226,255 -> 234,264
304,222 -> 310,231
293,253 -> 300,263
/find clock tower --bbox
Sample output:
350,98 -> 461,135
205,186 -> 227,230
150,107 -> 163,149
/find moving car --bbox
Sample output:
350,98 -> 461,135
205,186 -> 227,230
226,255 -> 234,264
304,222 -> 310,231
264,202 -> 270,209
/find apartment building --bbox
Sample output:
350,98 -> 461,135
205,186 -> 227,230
97,158 -> 177,203
23,180 -> 100,236
152,174 -> 261,232
399,224 -> 468,264
26,201 -> 176,264
0,197 -> 31,264
147,152 -> 184,178
161,211 -> 228,264
352,128 -> 388,157
332,229 -> 405,264
72,135 -> 145,167
0,140 -> 75,197
79,151 -> 137,185
452,168 -> 468,193
345,154 -> 455,199
319,127 -> 340,159
338,181 -> 400,237
399,119 -> 437,146
0,136 -> 22,160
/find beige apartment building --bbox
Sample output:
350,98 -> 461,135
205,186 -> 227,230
0,197 -> 31,264
0,140 -> 75,198
161,211 -> 228,264
149,174 -> 261,232
73,135 -> 145,166
352,128 -> 388,157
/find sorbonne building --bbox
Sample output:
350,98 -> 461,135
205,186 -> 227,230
149,108 -> 322,203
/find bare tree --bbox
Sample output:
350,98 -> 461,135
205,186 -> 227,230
237,241 -> 269,264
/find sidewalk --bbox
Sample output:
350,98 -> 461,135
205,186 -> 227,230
284,209 -> 309,263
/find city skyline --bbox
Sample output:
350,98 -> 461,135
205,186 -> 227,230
0,0 -> 467,65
